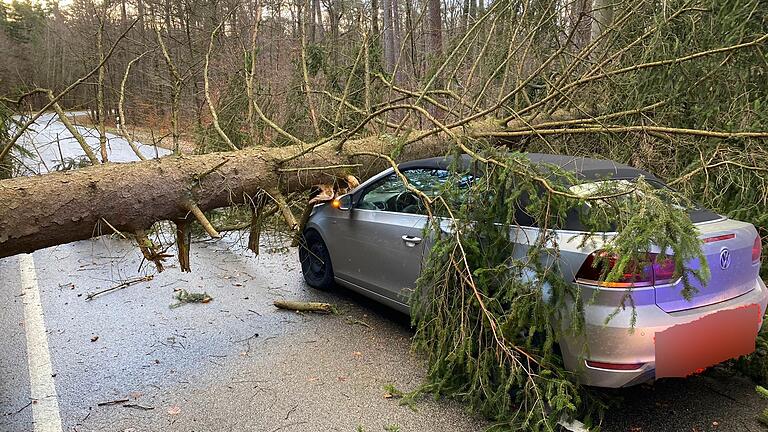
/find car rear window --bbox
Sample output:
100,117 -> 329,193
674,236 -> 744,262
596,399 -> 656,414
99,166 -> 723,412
565,178 -> 720,229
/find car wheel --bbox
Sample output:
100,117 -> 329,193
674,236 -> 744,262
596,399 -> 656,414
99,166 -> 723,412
299,230 -> 335,290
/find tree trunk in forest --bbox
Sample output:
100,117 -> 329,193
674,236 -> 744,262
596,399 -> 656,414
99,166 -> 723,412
96,20 -> 108,163
391,0 -> 402,73
382,0 -> 395,73
156,28 -> 183,154
300,0 -> 322,136
0,120 -> 506,259
569,0 -> 592,51
404,0 -> 417,78
137,0 -> 146,34
371,0 -> 379,37
183,14 -> 204,127
460,0 -> 470,33
164,0 -> 173,30
246,1 -> 262,141
427,0 -> 442,54
591,0 -> 613,49
312,0 -> 324,42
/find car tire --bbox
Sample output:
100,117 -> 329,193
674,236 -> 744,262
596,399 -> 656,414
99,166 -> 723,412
299,229 -> 335,291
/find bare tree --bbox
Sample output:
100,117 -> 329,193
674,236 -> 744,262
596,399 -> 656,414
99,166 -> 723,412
426,0 -> 442,57
155,26 -> 184,154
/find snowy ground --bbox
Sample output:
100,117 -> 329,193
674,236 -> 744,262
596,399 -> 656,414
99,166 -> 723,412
11,111 -> 171,175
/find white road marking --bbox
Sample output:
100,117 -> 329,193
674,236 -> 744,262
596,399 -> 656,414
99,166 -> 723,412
19,253 -> 64,432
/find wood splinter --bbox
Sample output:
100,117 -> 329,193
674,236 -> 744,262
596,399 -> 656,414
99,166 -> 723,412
184,200 -> 221,239
248,192 -> 269,255
135,229 -> 171,273
175,218 -> 192,272
291,175 -> 360,247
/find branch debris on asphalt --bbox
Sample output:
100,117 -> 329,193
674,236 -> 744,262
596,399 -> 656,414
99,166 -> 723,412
170,289 -> 213,308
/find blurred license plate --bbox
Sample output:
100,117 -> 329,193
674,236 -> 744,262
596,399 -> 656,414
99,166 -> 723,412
655,303 -> 761,378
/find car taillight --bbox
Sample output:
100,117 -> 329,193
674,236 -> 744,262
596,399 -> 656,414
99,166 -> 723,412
575,250 -> 677,287
754,236 -> 763,264
652,256 -> 677,284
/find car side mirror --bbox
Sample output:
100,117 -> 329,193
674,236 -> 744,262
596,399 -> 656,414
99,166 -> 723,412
332,194 -> 353,211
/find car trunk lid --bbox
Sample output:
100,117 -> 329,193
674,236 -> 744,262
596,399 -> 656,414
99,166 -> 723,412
655,218 -> 760,313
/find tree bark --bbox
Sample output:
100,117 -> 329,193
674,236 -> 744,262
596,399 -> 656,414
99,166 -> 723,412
273,300 -> 336,313
0,110 -> 589,259
0,128 -> 473,258
426,0 -> 442,58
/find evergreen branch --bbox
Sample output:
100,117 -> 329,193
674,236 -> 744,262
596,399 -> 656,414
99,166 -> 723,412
474,125 -> 768,139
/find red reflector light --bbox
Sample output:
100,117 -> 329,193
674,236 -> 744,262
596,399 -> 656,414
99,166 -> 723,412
754,236 -> 763,264
575,251 -> 674,287
704,233 -> 735,243
586,360 -> 644,371
653,257 -> 676,283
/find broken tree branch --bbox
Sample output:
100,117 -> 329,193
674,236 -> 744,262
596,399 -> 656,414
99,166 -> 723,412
268,190 -> 298,231
135,230 -> 170,272
204,16 -> 238,151
273,300 -> 337,314
117,51 -> 151,161
46,91 -> 100,165
475,124 -> 768,140
184,200 -> 221,239
86,275 -> 154,300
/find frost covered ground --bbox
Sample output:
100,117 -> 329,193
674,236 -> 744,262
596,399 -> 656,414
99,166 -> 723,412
12,111 -> 170,174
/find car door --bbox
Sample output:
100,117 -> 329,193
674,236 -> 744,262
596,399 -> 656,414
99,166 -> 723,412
331,168 -> 450,304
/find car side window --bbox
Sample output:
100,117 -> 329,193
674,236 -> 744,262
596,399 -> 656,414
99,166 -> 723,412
356,169 -> 450,214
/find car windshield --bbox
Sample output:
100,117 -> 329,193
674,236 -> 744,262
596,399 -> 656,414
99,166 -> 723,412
357,169 -> 476,214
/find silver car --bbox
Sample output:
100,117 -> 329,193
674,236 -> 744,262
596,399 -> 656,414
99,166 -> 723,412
299,154 -> 767,388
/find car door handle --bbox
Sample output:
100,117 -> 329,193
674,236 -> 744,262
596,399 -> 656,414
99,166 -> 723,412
401,235 -> 422,247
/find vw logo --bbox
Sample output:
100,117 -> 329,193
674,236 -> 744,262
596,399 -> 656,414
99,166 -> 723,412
719,248 -> 732,270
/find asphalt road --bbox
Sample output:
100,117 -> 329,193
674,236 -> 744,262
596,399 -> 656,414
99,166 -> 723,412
1,233 -> 767,432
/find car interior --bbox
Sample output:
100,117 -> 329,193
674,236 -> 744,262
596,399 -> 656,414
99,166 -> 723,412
354,168 -> 447,214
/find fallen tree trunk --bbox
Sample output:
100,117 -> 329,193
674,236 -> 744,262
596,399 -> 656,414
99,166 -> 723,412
0,119 -> 501,259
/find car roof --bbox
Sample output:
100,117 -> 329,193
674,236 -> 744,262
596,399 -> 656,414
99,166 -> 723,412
398,153 -> 658,181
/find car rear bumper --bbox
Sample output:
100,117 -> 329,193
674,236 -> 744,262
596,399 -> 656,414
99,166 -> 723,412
560,277 -> 768,388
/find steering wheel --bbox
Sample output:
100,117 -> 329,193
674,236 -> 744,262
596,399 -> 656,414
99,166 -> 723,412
390,191 -> 419,212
